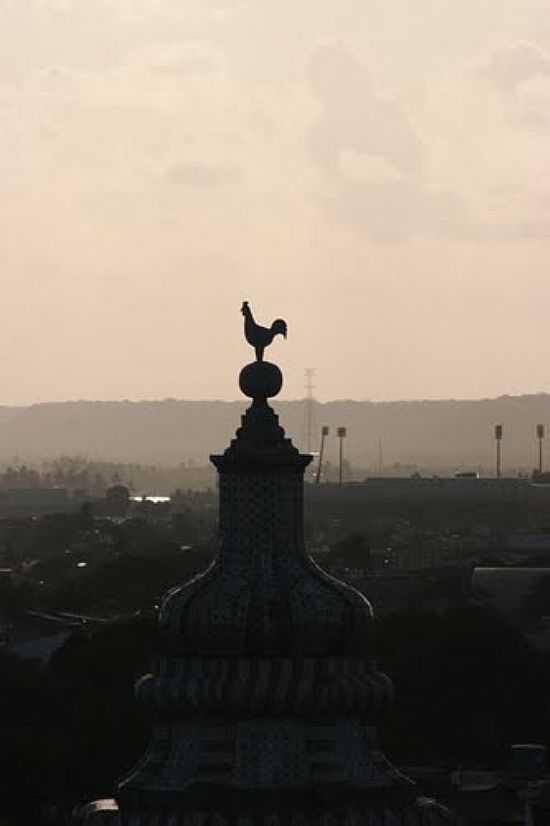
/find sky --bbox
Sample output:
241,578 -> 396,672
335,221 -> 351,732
1,0 -> 549,404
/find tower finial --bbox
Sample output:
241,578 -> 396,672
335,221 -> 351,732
239,302 -> 286,403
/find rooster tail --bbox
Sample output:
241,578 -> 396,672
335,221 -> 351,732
271,319 -> 287,339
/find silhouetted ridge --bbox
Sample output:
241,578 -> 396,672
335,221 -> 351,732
0,394 -> 548,467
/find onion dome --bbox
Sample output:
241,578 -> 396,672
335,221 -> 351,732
158,390 -> 374,661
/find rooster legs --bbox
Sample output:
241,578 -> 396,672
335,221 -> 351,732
255,345 -> 264,362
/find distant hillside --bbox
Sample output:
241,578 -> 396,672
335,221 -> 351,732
0,395 -> 549,472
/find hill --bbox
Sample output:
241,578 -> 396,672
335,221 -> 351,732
0,394 -> 548,472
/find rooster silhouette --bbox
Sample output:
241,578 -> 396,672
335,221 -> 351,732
241,301 -> 287,362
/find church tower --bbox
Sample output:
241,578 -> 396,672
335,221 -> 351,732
111,304 -> 453,825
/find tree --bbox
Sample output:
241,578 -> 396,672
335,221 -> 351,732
329,532 -> 371,569
105,485 -> 130,517
521,574 -> 550,626
374,603 -> 543,765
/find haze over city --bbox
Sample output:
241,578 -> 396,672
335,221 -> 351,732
1,0 -> 549,404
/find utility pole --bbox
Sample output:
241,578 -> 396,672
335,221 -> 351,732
316,426 -> 329,484
495,424 -> 503,478
304,368 -> 316,454
537,424 -> 545,474
337,427 -> 347,486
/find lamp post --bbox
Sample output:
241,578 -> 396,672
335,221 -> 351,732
316,426 -> 329,484
337,427 -> 347,486
537,424 -> 545,475
495,424 -> 503,478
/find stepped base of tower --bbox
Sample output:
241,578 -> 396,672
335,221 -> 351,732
118,718 -> 409,793
115,789 -> 452,826
116,718 -> 454,825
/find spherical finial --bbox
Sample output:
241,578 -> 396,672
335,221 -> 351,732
239,361 -> 283,401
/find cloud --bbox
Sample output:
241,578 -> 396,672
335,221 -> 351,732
304,37 -> 550,243
308,44 -> 424,177
2,2 -> 550,251
142,42 -> 224,77
319,177 -> 473,242
307,40 -> 550,242
307,44 -> 471,240
482,41 -> 550,91
164,162 -> 241,187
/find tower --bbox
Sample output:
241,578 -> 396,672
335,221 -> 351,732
104,305 -> 452,826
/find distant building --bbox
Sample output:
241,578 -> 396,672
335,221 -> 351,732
0,487 -> 73,515
307,476 -> 545,506
504,533 -> 550,553
4,611 -> 78,662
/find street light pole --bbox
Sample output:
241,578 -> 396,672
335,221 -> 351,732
316,426 -> 329,484
495,424 -> 503,478
337,427 -> 347,486
537,424 -> 545,475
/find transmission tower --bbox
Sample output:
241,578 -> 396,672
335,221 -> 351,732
303,368 -> 316,453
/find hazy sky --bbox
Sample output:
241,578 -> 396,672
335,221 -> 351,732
1,0 -> 549,403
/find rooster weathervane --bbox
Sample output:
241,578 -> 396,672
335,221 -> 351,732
241,301 -> 287,362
